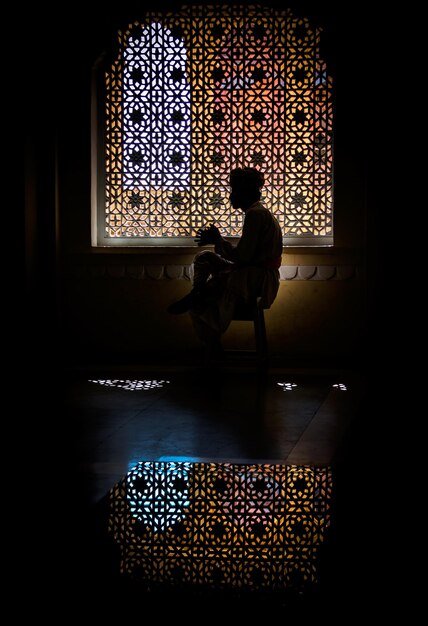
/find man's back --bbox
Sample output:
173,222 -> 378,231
237,201 -> 283,266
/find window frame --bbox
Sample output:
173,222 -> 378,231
92,9 -> 334,249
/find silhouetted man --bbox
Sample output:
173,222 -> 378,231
168,167 -> 283,355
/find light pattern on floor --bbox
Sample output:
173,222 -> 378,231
88,379 -> 170,391
277,382 -> 297,392
109,461 -> 332,591
332,383 -> 347,391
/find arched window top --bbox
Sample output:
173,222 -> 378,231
93,4 -> 333,246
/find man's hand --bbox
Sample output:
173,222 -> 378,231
194,224 -> 221,246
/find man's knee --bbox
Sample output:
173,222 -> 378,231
195,250 -> 217,262
194,250 -> 219,270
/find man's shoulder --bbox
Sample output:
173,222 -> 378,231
247,202 -> 279,223
247,201 -> 268,214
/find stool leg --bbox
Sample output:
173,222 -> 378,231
254,305 -> 268,368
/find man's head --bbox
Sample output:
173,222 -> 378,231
229,167 -> 264,211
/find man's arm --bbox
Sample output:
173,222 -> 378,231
194,224 -> 221,246
214,235 -> 236,260
194,224 -> 237,259
195,212 -> 263,264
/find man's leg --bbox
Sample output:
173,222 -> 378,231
167,251 -> 232,314
190,314 -> 224,361
193,250 -> 233,288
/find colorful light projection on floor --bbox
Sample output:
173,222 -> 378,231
109,461 -> 332,591
88,379 -> 170,391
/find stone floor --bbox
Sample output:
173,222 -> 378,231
23,361 -> 382,616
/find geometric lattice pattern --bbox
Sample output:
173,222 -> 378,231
104,4 -> 333,243
88,379 -> 170,391
108,462 -> 332,591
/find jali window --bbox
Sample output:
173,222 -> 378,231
92,4 -> 333,246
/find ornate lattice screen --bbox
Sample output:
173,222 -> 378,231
108,461 -> 332,591
97,4 -> 333,246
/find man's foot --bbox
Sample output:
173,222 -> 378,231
167,290 -> 198,314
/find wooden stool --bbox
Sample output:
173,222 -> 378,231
225,296 -> 268,368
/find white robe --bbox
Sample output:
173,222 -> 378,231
191,201 -> 283,338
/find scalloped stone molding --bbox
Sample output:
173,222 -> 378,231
70,264 -> 357,281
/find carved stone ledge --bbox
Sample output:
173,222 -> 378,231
297,265 -> 317,280
126,265 -> 145,279
279,266 -> 298,280
314,265 -> 336,280
165,265 -> 184,279
145,265 -> 165,280
68,263 -> 358,280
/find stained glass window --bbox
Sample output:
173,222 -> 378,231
94,4 -> 333,246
